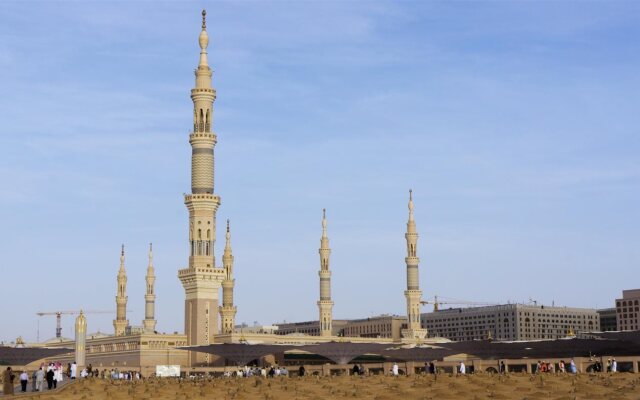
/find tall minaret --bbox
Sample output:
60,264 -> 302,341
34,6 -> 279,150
219,220 -> 237,334
178,10 -> 225,364
143,243 -> 157,333
113,245 -> 129,336
401,190 -> 428,340
317,209 -> 334,337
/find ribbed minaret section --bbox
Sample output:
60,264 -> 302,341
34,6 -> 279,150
75,311 -> 87,368
401,190 -> 428,340
143,243 -> 157,333
113,245 -> 129,336
318,209 -> 334,337
178,10 -> 225,365
219,220 -> 237,334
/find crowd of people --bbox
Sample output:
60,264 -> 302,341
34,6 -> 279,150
1,361 -> 147,395
222,365 -> 290,378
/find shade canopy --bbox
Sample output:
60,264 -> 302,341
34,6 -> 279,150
0,346 -> 74,366
183,344 -> 297,366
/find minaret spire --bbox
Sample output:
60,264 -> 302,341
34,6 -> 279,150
219,219 -> 237,334
179,10 -> 225,364
198,9 -> 209,68
401,190 -> 428,341
114,245 -> 129,336
143,243 -> 157,333
318,209 -> 334,337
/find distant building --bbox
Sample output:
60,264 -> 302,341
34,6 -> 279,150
421,304 -> 599,341
616,289 -> 640,331
342,315 -> 408,341
274,315 -> 409,341
275,320 -> 349,337
235,323 -> 279,335
597,308 -> 617,332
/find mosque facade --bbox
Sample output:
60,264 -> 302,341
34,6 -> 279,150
37,9 -> 436,371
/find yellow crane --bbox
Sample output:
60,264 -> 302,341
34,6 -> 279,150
420,295 -> 498,312
36,310 -> 116,341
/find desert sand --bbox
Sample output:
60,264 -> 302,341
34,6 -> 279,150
14,373 -> 640,400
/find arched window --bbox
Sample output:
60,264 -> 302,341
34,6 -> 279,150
199,109 -> 204,132
198,229 -> 202,240
205,109 -> 210,131
194,109 -> 198,128
207,229 -> 211,239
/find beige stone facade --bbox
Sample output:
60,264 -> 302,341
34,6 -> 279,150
178,10 -> 226,365
275,320 -> 349,337
342,315 -> 408,341
422,304 -> 600,341
616,289 -> 640,331
45,333 -> 188,374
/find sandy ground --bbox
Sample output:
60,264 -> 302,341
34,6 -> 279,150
12,373 -> 640,400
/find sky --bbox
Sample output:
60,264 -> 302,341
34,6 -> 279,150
0,0 -> 639,343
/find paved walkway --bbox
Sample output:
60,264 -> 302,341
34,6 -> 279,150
1,378 -> 75,397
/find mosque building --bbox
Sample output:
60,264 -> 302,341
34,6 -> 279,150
35,10 -> 438,371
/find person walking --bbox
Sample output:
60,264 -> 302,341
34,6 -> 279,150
70,362 -> 77,379
35,367 -> 45,391
459,362 -> 466,375
611,358 -> 617,373
46,367 -> 54,390
19,370 -> 28,392
54,363 -> 63,388
392,363 -> 399,376
3,367 -> 15,396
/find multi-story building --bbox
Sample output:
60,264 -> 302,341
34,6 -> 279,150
274,320 -> 349,337
616,289 -> 640,331
342,315 -> 408,341
597,308 -> 618,332
422,304 -> 599,341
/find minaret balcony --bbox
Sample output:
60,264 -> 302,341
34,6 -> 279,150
189,132 -> 217,144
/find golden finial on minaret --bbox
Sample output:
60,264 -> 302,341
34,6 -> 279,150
202,9 -> 206,29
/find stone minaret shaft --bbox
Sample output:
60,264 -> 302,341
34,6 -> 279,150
75,311 -> 87,368
318,209 -> 334,337
114,245 -> 129,336
143,243 -> 157,333
178,10 -> 225,363
402,190 -> 428,339
219,220 -> 237,334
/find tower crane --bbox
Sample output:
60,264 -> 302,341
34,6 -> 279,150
420,295 -> 498,312
36,310 -> 118,341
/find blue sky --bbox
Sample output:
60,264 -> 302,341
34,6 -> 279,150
0,1 -> 639,342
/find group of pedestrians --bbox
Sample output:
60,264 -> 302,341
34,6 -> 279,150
221,365 -> 290,378
2,361 -> 81,394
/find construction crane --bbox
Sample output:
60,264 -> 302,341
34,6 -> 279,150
36,310 -> 115,341
420,295 -> 498,312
